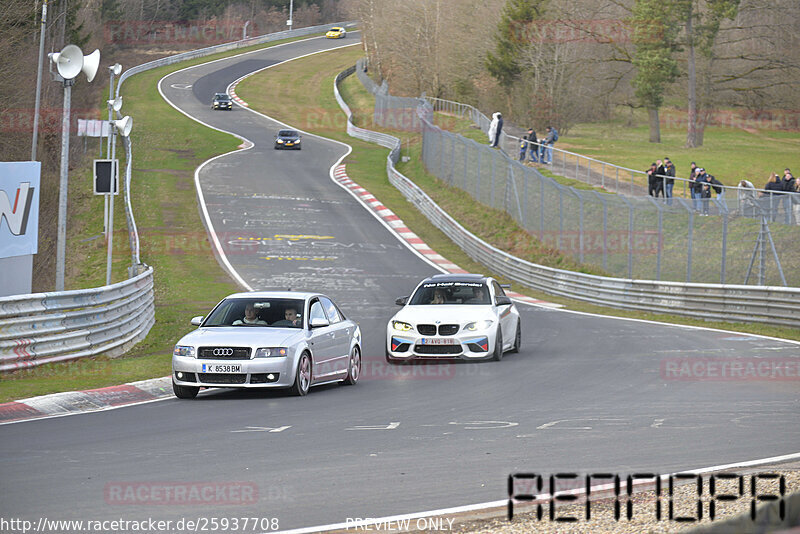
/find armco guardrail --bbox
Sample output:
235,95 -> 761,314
335,63 -> 800,328
0,24 -> 358,373
0,267 -> 155,372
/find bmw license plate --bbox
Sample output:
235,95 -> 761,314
420,338 -> 457,345
202,363 -> 242,373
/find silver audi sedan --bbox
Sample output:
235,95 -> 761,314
172,291 -> 362,398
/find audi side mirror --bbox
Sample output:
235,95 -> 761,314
495,296 -> 512,307
190,316 -> 204,326
309,317 -> 329,328
395,296 -> 408,306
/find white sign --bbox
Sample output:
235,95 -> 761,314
0,162 -> 40,259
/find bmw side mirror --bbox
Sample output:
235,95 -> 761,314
395,296 -> 408,306
190,316 -> 204,326
309,317 -> 329,328
495,296 -> 512,307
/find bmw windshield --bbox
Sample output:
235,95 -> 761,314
409,282 -> 490,305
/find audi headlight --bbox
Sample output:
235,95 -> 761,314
173,345 -> 195,358
392,321 -> 413,332
277,139 -> 284,143
465,320 -> 493,331
255,347 -> 289,358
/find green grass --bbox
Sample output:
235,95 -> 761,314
0,34 -> 326,404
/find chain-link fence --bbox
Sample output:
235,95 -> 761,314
358,65 -> 796,286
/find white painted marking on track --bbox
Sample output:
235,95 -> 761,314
231,425 -> 291,433
448,421 -> 519,430
346,422 -> 400,431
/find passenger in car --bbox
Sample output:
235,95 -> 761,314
232,303 -> 268,325
272,307 -> 302,327
466,286 -> 488,304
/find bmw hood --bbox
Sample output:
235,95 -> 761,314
391,305 -> 495,325
176,327 -> 305,347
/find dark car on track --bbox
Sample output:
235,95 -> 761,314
274,129 -> 302,150
211,92 -> 232,110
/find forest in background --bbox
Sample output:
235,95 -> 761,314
1,0 -> 353,291
356,0 -> 800,144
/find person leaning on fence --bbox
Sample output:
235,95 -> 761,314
519,135 -> 529,161
690,166 -> 705,212
654,159 -> 666,197
526,128 -> 539,162
663,158 -> 676,204
737,179 -> 758,217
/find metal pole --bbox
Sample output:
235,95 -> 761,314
105,71 -> 115,238
55,79 -> 74,292
31,0 -> 48,161
106,127 -> 116,285
123,135 -> 138,273
288,0 -> 294,30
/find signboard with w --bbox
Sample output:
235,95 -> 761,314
0,162 -> 41,259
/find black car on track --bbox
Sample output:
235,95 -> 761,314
274,129 -> 302,150
211,93 -> 232,110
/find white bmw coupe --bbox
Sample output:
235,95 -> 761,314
386,274 -> 521,363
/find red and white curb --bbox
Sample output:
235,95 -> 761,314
228,86 -> 248,107
331,165 -> 561,309
0,377 -> 173,425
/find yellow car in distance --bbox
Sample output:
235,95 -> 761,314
326,27 -> 346,39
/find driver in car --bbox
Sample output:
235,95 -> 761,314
232,303 -> 268,326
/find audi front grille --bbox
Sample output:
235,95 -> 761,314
198,347 -> 252,359
197,373 -> 247,384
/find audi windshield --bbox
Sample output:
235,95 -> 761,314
202,298 -> 305,328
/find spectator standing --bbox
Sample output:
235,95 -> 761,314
543,126 -> 557,164
663,158 -> 676,205
781,169 -> 795,224
526,128 -> 538,162
488,112 -> 503,148
654,159 -> 666,197
761,173 -> 783,222
690,166 -> 705,212
792,176 -> 800,225
646,162 -> 659,197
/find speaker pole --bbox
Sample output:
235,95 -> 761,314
31,0 -> 48,161
55,78 -> 74,291
106,124 -> 117,286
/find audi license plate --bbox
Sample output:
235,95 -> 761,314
420,338 -> 457,345
202,363 -> 242,373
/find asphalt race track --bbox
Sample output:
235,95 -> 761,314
1,35 -> 798,532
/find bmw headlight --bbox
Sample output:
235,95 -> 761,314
173,345 -> 195,358
465,320 -> 493,331
255,347 -> 289,358
392,321 -> 413,332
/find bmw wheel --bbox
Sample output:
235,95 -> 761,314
510,320 -> 521,353
491,328 -> 503,361
291,352 -> 312,396
342,346 -> 361,385
173,381 -> 199,399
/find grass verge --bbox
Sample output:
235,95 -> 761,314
0,34 -> 326,403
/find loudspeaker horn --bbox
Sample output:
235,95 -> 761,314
108,97 -> 123,112
112,116 -> 132,137
82,49 -> 101,82
111,63 -> 122,76
51,45 -> 83,80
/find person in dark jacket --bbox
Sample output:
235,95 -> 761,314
689,163 -> 701,211
781,168 -> 795,224
519,135 -> 529,161
761,173 -> 784,221
663,157 -> 676,204
646,162 -> 659,197
654,159 -> 666,197
526,128 -> 538,162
